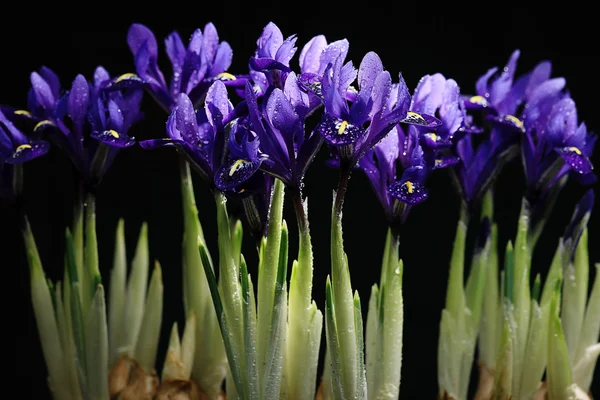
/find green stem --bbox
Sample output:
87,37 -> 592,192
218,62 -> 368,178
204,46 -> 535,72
83,191 -> 101,316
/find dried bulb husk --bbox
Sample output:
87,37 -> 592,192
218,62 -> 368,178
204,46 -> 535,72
474,363 -> 495,400
109,355 -> 158,400
155,379 -> 206,400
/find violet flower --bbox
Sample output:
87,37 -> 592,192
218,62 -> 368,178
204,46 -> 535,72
9,66 -> 142,186
121,22 -> 245,112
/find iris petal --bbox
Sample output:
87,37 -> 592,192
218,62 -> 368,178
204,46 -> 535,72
388,178 -> 429,204
315,113 -> 366,146
556,146 -> 593,174
214,158 -> 262,190
400,111 -> 441,127
91,130 -> 135,148
6,141 -> 50,164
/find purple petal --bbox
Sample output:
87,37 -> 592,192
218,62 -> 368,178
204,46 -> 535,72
401,111 -> 441,127
266,88 -> 299,135
433,155 -> 460,169
249,57 -> 290,72
299,35 -> 327,74
488,114 -> 526,133
525,61 -> 552,98
101,73 -> 145,91
489,49 -> 520,106
411,74 -> 446,115
463,95 -> 490,110
127,23 -> 158,60
475,67 -> 498,98
319,39 -> 349,75
357,52 -> 383,91
205,80 -> 233,128
139,138 -> 178,149
210,42 -> 233,76
30,72 -> 56,110
388,166 -> 429,204
257,22 -> 284,58
283,72 -> 309,111
108,99 -> 124,132
275,35 -> 298,66
67,75 -> 90,133
165,31 -> 186,74
215,158 -> 262,190
0,111 -> 27,144
91,130 -> 135,148
546,98 -> 577,146
38,67 -> 61,99
94,66 -> 110,88
316,113 -> 366,146
6,141 -> 50,164
203,22 -> 220,63
175,93 -> 199,145
297,73 -> 323,99
556,146 -> 593,174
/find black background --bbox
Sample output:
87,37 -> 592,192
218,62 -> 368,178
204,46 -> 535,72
3,1 -> 599,398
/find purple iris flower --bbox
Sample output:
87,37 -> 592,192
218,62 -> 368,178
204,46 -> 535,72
122,22 -> 245,112
520,79 -> 596,197
248,22 -> 298,94
140,80 -> 238,185
214,73 -> 323,192
360,74 -> 462,222
10,66 -> 142,186
316,51 -> 441,168
0,110 -> 50,199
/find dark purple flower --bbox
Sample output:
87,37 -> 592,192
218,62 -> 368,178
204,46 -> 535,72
19,66 -> 143,185
214,74 -> 322,191
123,22 -> 244,112
316,51 -> 441,167
0,110 -> 50,199
360,74 -> 461,222
140,81 -> 237,185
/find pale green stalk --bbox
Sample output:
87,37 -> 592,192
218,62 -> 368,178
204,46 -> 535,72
24,219 -> 72,400
85,285 -> 109,400
134,261 -> 164,373
108,219 -> 126,367
180,160 -> 226,398
122,223 -> 149,357
83,193 -> 101,316
257,179 -> 285,392
547,287 -> 574,400
284,194 -> 323,400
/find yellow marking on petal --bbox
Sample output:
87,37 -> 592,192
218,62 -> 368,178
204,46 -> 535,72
107,129 -> 120,138
34,120 -> 55,131
469,95 -> 488,105
14,110 -> 32,117
407,111 -> 420,118
566,146 -> 582,155
239,188 -> 246,193
338,120 -> 349,135
435,159 -> 442,167
115,73 -> 139,83
217,72 -> 236,81
505,115 -> 524,130
16,144 -> 32,151
427,132 -> 438,141
229,159 -> 246,176
405,180 -> 414,194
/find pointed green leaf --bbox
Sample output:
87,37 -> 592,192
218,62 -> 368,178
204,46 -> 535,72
325,276 -> 345,400
365,284 -> 379,398
108,219 -> 127,367
241,255 -> 259,400
162,323 -> 183,381
85,285 -> 109,400
547,288 -> 574,400
84,194 -> 101,315
122,223 -> 149,356
181,312 -> 197,380
479,223 -> 499,369
134,261 -> 164,373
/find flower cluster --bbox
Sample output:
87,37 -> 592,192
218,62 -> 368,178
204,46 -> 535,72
7,19 -> 598,400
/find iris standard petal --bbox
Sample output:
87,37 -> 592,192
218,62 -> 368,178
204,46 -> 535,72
30,72 -> 56,111
174,93 -> 199,145
67,74 -> 90,133
127,23 -> 159,60
299,35 -> 327,74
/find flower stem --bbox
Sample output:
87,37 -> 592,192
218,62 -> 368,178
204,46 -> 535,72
333,165 -> 352,221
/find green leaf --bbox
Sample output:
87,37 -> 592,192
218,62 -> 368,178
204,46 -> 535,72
134,261 -> 164,373
162,322 -> 183,381
257,179 -> 285,387
84,193 -> 101,316
493,315 -> 514,399
365,284 -> 379,398
262,222 -> 289,399
445,208 -> 467,318
85,284 -> 109,400
519,299 -> 551,399
353,292 -> 367,399
547,287 -> 574,400
479,223 -> 499,369
122,223 -> 149,357
562,228 -> 589,363
574,263 -> 600,391
181,312 -> 197,380
108,219 -> 127,367
54,282 -> 82,398
24,220 -> 72,400
240,256 -> 259,400
325,276 -> 345,400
